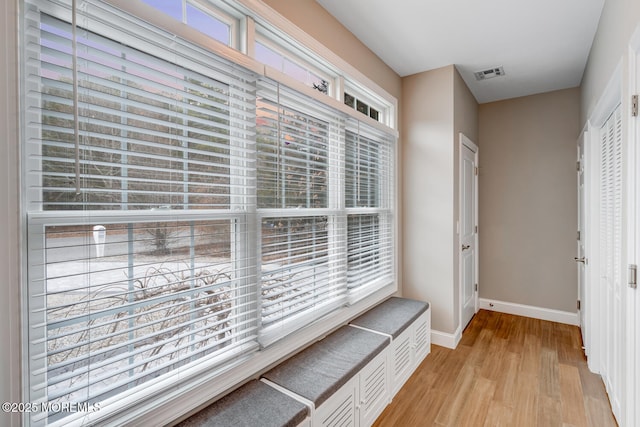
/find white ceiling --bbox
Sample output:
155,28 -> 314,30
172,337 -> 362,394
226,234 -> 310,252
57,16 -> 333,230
316,0 -> 605,103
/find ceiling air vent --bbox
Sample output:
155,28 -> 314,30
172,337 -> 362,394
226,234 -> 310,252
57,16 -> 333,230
474,66 -> 505,81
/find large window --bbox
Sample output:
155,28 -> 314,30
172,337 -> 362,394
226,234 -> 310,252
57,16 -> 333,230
21,1 -> 396,425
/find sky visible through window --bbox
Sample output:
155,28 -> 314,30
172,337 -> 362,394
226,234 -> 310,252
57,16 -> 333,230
255,42 -> 325,91
141,0 -> 230,45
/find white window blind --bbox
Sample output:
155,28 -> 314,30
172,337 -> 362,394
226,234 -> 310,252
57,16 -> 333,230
22,1 -> 397,424
24,3 -> 257,425
256,79 -> 347,345
345,122 -> 394,300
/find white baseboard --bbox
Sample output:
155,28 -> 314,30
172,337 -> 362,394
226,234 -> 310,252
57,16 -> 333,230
479,298 -> 579,326
431,326 -> 462,349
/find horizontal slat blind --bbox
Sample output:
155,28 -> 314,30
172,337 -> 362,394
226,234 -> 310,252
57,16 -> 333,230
29,15 -> 254,212
256,80 -> 347,345
22,1 -> 397,425
33,219 -> 257,403
24,3 -> 257,425
256,79 -> 337,209
345,122 -> 394,297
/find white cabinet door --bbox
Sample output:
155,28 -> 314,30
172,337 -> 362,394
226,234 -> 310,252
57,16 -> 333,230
358,350 -> 389,427
413,310 -> 431,366
390,308 -> 431,396
390,327 -> 413,396
315,377 -> 358,427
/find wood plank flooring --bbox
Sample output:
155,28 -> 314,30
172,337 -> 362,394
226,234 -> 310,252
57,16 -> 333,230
373,310 -> 617,427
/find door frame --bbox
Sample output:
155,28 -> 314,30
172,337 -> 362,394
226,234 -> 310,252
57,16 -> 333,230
458,133 -> 479,330
626,23 -> 640,427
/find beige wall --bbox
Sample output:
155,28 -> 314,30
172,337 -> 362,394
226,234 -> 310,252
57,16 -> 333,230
581,0 -> 640,125
478,88 -> 580,313
1,0 -> 21,425
402,65 -> 478,335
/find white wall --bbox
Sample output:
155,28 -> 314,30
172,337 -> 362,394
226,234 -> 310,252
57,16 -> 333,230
1,0 -> 21,426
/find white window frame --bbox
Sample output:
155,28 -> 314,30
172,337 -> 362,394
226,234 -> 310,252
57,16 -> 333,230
254,33 -> 337,97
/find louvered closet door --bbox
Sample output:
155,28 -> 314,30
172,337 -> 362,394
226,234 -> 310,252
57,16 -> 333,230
599,104 -> 623,419
358,350 -> 389,427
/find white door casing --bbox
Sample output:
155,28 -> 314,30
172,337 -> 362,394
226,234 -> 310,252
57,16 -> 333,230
459,134 -> 478,330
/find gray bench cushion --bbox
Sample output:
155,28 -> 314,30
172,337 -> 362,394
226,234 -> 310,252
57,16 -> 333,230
177,380 -> 309,427
262,325 -> 390,407
350,297 -> 429,339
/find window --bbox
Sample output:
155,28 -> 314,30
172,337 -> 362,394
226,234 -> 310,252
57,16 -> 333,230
344,91 -> 383,123
345,123 -> 394,299
21,0 -> 396,425
141,0 -> 237,47
24,4 -> 257,425
255,41 -> 331,95
256,80 -> 346,344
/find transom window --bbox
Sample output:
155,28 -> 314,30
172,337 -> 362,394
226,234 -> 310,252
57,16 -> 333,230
141,0 -> 237,47
255,37 -> 334,96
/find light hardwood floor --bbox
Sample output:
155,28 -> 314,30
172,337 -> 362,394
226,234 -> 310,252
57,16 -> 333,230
373,310 -> 617,427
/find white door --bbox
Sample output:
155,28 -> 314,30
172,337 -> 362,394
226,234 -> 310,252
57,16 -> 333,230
576,135 -> 587,345
460,134 -> 478,329
599,104 -> 624,420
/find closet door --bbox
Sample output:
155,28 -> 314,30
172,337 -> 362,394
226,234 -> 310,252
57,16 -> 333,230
599,104 -> 624,419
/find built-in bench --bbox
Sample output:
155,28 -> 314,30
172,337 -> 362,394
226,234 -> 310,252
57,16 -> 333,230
262,325 -> 390,426
176,380 -> 310,427
350,297 -> 431,395
178,297 -> 430,427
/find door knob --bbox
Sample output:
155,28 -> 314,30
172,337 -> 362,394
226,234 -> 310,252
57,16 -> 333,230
574,257 -> 586,264
462,244 -> 470,251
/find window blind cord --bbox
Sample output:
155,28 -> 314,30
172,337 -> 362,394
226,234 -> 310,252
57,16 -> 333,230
276,82 -> 283,209
72,0 -> 81,195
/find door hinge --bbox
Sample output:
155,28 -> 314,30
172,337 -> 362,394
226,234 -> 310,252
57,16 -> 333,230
577,300 -> 581,310
630,264 -> 638,289
474,283 -> 478,292
475,225 -> 478,234
577,230 -> 580,241
633,94 -> 639,117
576,161 -> 581,172
474,167 -> 478,176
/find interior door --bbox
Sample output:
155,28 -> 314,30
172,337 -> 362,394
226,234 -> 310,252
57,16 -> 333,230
460,135 -> 478,329
599,104 -> 623,420
577,135 -> 587,346
628,28 -> 640,427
